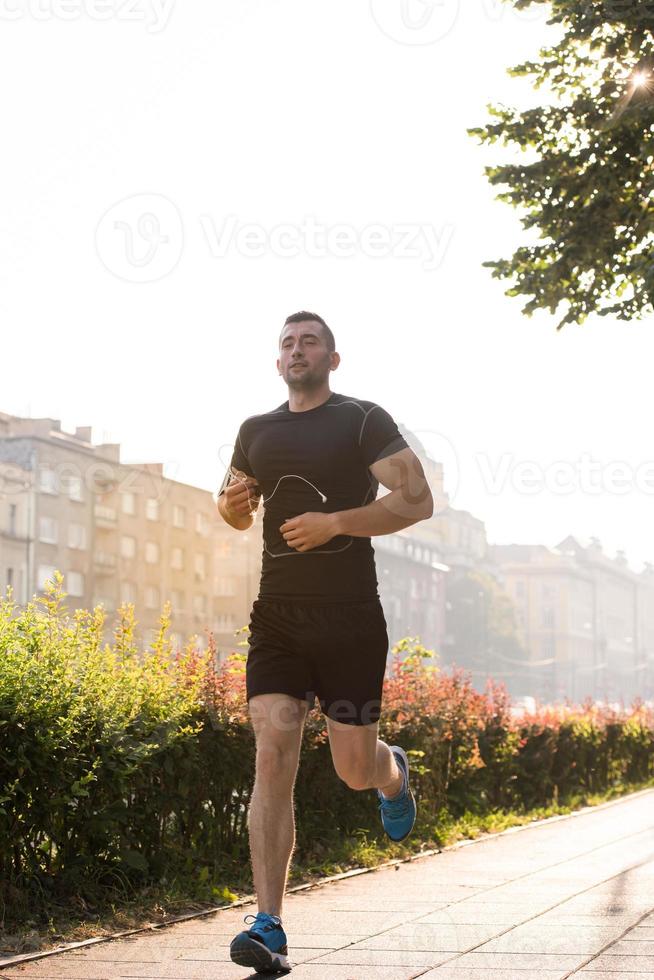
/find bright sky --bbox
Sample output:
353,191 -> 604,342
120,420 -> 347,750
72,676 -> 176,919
3,1 -> 652,571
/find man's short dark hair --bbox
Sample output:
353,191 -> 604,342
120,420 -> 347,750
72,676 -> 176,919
280,311 -> 335,353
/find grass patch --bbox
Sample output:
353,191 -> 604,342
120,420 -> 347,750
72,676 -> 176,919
3,776 -> 653,959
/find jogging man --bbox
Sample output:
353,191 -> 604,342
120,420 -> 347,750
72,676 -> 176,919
217,311 -> 433,974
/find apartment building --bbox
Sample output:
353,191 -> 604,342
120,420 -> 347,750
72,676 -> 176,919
0,411 -> 261,660
374,531 -> 448,660
0,457 -> 33,604
372,504 -> 488,662
375,423 -> 492,664
489,537 -> 654,705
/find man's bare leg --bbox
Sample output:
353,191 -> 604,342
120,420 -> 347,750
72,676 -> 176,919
247,693 -> 309,916
374,738 -> 405,797
326,717 -> 404,796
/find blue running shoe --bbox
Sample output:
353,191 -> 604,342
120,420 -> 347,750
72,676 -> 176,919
229,911 -> 291,974
377,745 -> 416,842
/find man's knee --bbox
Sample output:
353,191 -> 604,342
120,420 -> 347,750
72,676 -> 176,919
254,742 -> 299,783
339,767 -> 374,792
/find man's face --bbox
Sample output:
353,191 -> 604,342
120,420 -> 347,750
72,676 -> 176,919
277,320 -> 338,388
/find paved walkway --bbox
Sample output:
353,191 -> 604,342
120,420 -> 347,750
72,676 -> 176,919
3,788 -> 654,979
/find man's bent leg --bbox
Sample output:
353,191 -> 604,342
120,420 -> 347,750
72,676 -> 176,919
326,717 -> 404,796
247,693 -> 310,916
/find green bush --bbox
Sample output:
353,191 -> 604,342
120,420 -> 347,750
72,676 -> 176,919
0,574 -> 208,922
1,576 -> 653,929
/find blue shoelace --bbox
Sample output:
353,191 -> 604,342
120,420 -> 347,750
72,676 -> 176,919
244,912 -> 284,934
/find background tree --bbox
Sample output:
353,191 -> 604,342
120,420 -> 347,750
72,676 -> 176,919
468,1 -> 654,329
446,570 -> 529,694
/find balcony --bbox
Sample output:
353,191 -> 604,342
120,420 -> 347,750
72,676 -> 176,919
0,527 -> 28,543
94,551 -> 117,573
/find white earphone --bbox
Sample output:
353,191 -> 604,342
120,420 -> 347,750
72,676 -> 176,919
264,474 -> 327,504
227,467 -> 327,506
226,466 -> 354,558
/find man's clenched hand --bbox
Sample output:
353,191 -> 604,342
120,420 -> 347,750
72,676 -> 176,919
221,469 -> 261,520
280,512 -> 340,552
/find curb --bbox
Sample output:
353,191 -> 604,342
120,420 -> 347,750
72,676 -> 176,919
2,783 -> 653,969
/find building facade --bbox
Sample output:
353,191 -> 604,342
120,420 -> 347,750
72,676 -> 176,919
0,412 -> 261,660
489,537 -> 654,705
374,531 -> 448,661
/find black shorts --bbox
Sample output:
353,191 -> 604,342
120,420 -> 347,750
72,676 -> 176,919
246,598 -> 389,726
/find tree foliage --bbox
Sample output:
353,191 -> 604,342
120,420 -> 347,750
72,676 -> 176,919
446,570 -> 528,685
468,0 -> 654,328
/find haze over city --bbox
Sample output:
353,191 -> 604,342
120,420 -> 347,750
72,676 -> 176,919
2,0 -> 652,570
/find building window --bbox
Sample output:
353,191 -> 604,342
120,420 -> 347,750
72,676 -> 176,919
194,553 -> 206,582
216,539 -> 233,558
146,498 -> 159,521
193,593 -> 207,616
171,546 -> 184,570
120,535 -> 136,559
216,613 -> 236,632
121,492 -> 136,516
196,511 -> 209,536
93,596 -> 115,612
215,577 -> 236,596
145,541 -> 159,564
37,565 -> 57,590
121,581 -> 136,604
39,467 -> 58,494
68,476 -> 83,502
94,551 -> 116,569
39,516 -> 58,544
516,580 -> 525,598
68,522 -> 87,550
171,589 -> 184,613
8,504 -> 17,536
7,567 -> 14,589
173,505 -> 186,529
67,571 -> 84,597
145,585 -> 160,609
542,606 -> 555,629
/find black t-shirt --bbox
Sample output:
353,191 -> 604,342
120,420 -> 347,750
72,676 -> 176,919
220,391 -> 409,603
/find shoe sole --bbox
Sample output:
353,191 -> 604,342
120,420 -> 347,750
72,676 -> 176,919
385,745 -> 417,842
230,934 -> 291,974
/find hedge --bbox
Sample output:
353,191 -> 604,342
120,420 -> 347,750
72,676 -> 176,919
1,573 -> 652,927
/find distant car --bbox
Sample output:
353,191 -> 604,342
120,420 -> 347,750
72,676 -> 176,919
510,695 -> 536,717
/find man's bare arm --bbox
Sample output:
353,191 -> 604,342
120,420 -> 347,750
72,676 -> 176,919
331,446 -> 433,538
